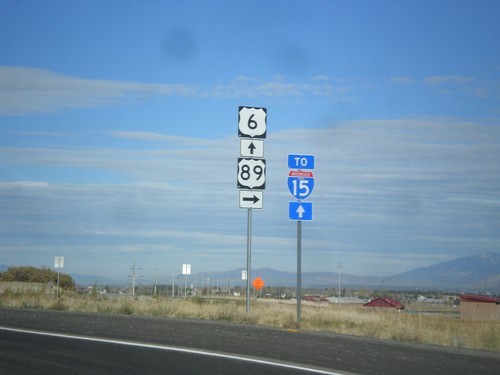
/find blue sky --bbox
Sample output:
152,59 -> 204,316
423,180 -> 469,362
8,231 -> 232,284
1,1 -> 500,284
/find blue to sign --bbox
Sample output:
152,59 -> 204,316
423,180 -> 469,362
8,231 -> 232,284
287,170 -> 314,200
289,201 -> 313,221
288,154 -> 315,170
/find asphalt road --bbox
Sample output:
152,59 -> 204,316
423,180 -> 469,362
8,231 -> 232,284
0,308 -> 498,375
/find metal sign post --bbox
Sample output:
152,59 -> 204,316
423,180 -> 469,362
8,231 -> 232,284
297,221 -> 302,322
54,256 -> 64,298
182,264 -> 191,298
237,106 -> 267,313
246,208 -> 252,312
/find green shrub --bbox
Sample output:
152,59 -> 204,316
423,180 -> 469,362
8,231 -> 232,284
50,299 -> 68,311
191,296 -> 205,305
118,302 -> 134,315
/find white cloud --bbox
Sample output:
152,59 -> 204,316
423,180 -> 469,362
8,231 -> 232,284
1,67 -> 358,115
389,76 -> 416,84
0,66 -> 197,115
423,75 -> 474,86
310,75 -> 331,81
420,75 -> 500,98
1,118 -> 499,277
203,76 -> 336,99
109,131 -> 210,146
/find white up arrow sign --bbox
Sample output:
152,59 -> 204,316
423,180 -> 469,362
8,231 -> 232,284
296,205 -> 305,218
240,139 -> 264,158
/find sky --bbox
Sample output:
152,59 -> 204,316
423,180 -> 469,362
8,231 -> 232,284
1,1 -> 500,284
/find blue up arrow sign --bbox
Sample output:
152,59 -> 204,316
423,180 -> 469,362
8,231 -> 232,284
289,201 -> 313,221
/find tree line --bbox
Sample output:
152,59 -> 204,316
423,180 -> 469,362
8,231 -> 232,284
0,266 -> 75,290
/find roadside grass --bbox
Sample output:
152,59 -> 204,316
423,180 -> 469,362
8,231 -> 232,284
1,291 -> 498,351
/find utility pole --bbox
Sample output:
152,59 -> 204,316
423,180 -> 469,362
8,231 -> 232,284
154,268 -> 158,297
131,262 -> 136,296
338,262 -> 342,305
129,262 -> 142,296
172,270 -> 175,298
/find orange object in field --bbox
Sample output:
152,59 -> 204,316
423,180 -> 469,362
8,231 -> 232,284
252,277 -> 265,290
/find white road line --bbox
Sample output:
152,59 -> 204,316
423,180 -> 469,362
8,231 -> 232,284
0,326 -> 347,375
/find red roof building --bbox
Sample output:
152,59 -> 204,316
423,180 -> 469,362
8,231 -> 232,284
363,297 -> 405,310
460,294 -> 500,321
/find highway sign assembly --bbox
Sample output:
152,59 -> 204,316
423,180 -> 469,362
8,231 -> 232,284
287,153 -> 315,323
237,106 -> 267,313
182,264 -> 191,299
54,256 -> 64,298
239,190 -> 263,209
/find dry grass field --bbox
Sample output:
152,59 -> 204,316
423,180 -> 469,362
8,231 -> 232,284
1,288 -> 498,352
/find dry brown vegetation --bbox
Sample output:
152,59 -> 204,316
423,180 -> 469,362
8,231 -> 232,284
1,288 -> 498,352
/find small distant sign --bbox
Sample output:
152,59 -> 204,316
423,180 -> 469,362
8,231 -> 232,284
182,264 -> 191,275
54,256 -> 64,268
252,277 -> 265,290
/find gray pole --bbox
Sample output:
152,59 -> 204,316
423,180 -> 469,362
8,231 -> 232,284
172,270 -> 175,299
56,269 -> 60,298
246,208 -> 252,313
297,220 -> 302,323
132,262 -> 136,296
338,262 -> 341,305
154,268 -> 158,297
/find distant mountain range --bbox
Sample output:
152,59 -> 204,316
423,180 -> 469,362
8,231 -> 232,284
187,253 -> 500,292
1,253 -> 499,292
383,252 -> 499,291
169,253 -> 500,294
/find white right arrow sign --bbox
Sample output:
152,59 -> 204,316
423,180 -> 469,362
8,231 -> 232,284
240,190 -> 263,209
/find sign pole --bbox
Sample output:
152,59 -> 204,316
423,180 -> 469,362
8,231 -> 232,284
172,270 -> 175,298
54,256 -> 64,298
297,220 -> 302,323
246,208 -> 252,313
57,269 -> 60,298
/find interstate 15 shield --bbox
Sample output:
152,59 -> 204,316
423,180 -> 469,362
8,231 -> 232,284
287,170 -> 314,200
